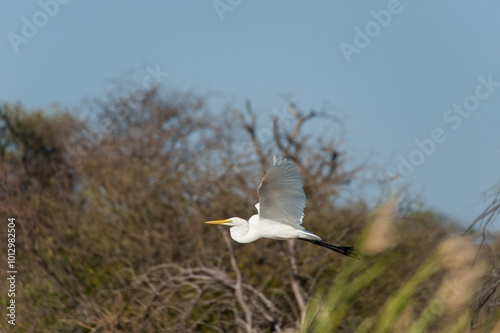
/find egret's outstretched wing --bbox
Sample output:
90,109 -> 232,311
257,157 -> 306,226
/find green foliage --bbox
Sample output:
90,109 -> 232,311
301,224 -> 496,333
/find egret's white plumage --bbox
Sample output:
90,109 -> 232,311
258,156 -> 306,226
206,156 -> 357,258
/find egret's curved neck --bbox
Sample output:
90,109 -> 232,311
229,219 -> 259,243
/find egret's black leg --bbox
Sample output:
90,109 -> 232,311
299,238 -> 361,259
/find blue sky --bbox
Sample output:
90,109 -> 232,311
2,1 -> 500,228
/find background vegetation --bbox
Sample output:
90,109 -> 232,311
0,87 -> 498,332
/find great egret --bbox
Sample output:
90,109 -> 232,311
205,156 -> 358,258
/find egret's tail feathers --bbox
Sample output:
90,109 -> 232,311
299,238 -> 361,259
298,230 -> 322,241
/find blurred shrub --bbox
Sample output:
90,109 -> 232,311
0,88 -> 498,332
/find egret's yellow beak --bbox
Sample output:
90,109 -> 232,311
205,219 -> 230,225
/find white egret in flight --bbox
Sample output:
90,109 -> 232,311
206,156 -> 358,258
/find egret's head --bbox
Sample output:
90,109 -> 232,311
205,217 -> 247,227
205,217 -> 253,243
